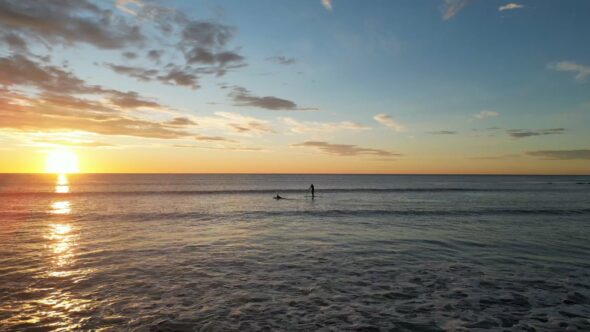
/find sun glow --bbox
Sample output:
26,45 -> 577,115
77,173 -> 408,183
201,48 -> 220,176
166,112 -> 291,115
45,149 -> 79,174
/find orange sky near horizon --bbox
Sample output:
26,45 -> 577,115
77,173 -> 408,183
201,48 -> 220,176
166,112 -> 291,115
1,147 -> 589,175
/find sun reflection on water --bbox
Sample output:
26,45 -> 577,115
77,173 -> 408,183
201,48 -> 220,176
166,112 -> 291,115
51,201 -> 71,215
45,223 -> 75,268
3,172 -> 92,329
55,173 -> 70,194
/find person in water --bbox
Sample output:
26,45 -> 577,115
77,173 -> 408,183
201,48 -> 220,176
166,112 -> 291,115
274,194 -> 283,200
309,184 -> 315,199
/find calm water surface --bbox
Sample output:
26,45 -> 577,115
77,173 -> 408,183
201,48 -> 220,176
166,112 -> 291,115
1,174 -> 590,331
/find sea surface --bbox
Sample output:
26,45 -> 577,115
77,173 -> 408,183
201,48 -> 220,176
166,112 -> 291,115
1,174 -> 590,331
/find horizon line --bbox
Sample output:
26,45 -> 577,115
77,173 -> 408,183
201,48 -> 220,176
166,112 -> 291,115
2,172 -> 590,176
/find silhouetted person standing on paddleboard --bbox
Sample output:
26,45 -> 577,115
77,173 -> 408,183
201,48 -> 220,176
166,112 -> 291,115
309,184 -> 315,199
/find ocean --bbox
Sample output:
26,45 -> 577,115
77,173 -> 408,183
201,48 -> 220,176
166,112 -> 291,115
1,174 -> 589,331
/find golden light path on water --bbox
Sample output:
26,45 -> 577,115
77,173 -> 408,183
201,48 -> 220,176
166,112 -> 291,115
17,173 -> 93,330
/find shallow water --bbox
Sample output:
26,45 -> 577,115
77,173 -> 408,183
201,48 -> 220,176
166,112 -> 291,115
1,174 -> 590,331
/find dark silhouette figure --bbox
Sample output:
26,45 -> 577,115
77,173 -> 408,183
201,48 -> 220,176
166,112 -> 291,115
309,184 -> 315,199
274,194 -> 283,200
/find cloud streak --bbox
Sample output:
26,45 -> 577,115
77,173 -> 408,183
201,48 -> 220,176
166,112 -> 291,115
282,117 -> 369,133
33,139 -> 115,148
321,0 -> 333,11
215,112 -> 274,135
229,87 -> 316,111
474,110 -> 499,119
548,61 -> 590,82
507,128 -> 565,139
442,0 -> 471,20
292,141 -> 400,157
499,3 -> 524,11
373,114 -> 404,132
527,150 -> 590,160
267,56 -> 296,65
427,131 -> 457,135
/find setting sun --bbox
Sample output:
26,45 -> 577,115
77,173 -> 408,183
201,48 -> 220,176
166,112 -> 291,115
45,150 -> 79,174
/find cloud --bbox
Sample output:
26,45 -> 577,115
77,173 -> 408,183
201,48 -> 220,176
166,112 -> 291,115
0,94 -> 190,139
469,154 -> 520,160
107,91 -> 161,109
105,63 -> 159,82
157,68 -> 201,90
292,141 -> 400,157
1,0 -> 248,95
321,0 -> 333,11
373,114 -> 405,132
282,117 -> 369,133
442,0 -> 471,20
194,134 -> 234,142
0,55 -> 101,95
0,0 -> 143,49
173,145 -> 264,152
1,55 -> 163,112
122,51 -> 139,60
499,3 -> 524,11
229,86 -> 316,111
267,56 -> 296,65
427,131 -> 457,135
105,63 -> 200,89
474,110 -> 499,119
177,21 -> 246,74
115,0 -> 144,16
147,49 -> 164,63
0,55 -> 192,140
181,21 -> 235,49
215,112 -> 274,135
526,150 -> 590,160
165,117 -> 197,126
3,33 -> 28,52
507,128 -> 565,138
33,139 -> 115,148
548,61 -> 590,82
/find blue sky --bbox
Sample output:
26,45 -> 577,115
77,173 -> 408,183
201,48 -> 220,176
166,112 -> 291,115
1,0 -> 589,173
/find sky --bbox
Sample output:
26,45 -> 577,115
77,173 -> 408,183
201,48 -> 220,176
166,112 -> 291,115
0,0 -> 589,174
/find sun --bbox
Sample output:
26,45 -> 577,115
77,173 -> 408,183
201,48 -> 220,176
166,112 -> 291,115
45,149 -> 79,174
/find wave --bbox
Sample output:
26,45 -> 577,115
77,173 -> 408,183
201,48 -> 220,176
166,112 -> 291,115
3,207 -> 590,221
0,187 -> 566,197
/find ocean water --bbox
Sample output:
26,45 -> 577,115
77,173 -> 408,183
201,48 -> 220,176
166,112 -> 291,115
1,174 -> 589,331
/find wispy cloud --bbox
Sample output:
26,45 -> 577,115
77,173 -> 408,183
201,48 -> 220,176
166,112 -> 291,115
194,134 -> 235,142
427,131 -> 457,135
373,114 -> 405,132
174,145 -> 265,152
267,56 -> 296,65
229,86 -> 317,111
215,112 -> 274,135
292,141 -> 400,157
115,0 -> 144,16
499,3 -> 524,11
548,61 -> 590,82
321,0 -> 333,11
282,117 -> 369,134
527,150 -> 590,160
165,117 -> 197,126
469,154 -> 520,160
507,128 -> 565,138
474,110 -> 499,119
33,139 -> 115,148
442,0 -> 471,20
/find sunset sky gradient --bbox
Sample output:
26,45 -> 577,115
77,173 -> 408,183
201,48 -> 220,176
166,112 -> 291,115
1,0 -> 589,174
